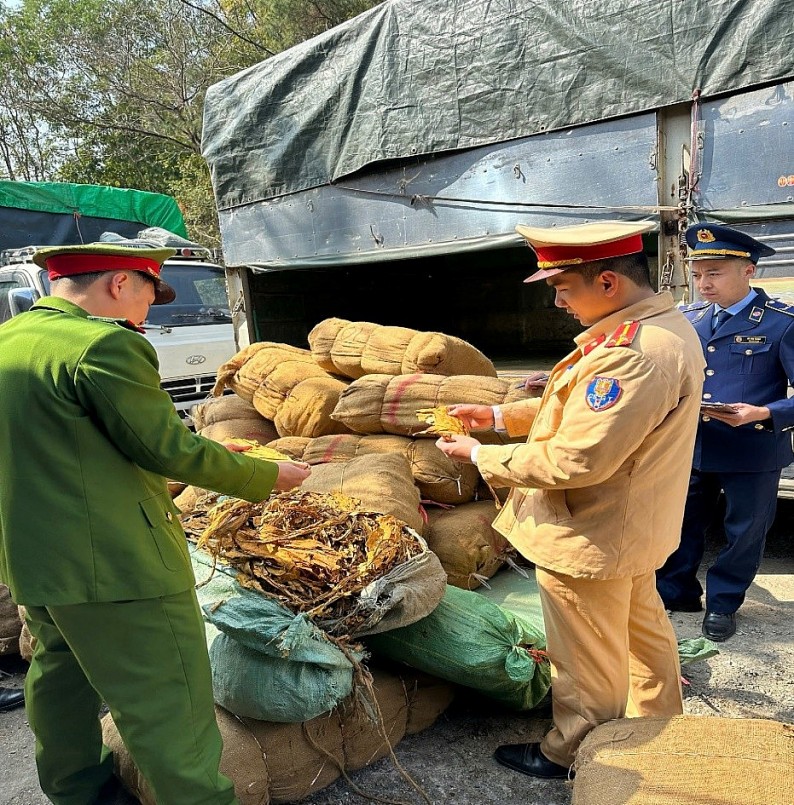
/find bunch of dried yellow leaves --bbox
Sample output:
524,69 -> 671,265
415,407 -> 469,437
180,491 -> 221,540
222,439 -> 299,461
194,490 -> 424,634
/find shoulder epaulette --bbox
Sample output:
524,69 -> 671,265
764,299 -> 794,318
604,320 -> 641,348
87,316 -> 146,334
678,301 -> 710,312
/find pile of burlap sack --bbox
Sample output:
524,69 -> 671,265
9,321 -> 740,804
103,668 -> 455,805
116,320 -> 549,802
185,318 -> 538,588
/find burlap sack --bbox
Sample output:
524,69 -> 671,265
102,668 -> 455,805
301,453 -> 424,533
307,317 -> 347,373
174,486 -> 217,515
191,394 -> 264,431
251,361 -> 328,420
212,342 -> 315,401
18,606 -> 35,662
331,373 -> 533,436
265,437 -> 312,460
209,342 -> 349,438
308,318 -> 497,379
302,434 -> 479,504
0,585 -> 22,655
190,392 -> 281,445
302,434 -> 410,465
273,375 -> 352,438
199,418 -> 280,444
424,501 -> 508,589
406,439 -> 480,503
324,320 -> 380,378
573,716 -> 794,805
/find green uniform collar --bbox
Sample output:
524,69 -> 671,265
31,296 -> 145,333
32,296 -> 91,318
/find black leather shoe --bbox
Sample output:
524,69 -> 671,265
663,598 -> 703,613
702,611 -> 736,641
0,687 -> 25,712
494,742 -> 572,780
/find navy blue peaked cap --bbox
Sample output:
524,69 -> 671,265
685,223 -> 775,263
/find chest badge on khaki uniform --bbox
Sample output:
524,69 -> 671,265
586,376 -> 623,411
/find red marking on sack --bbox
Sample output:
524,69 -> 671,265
320,435 -> 347,463
384,373 -> 422,425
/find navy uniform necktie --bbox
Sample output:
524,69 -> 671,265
712,309 -> 732,334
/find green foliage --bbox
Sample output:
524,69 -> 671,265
0,0 -> 382,244
56,130 -> 183,195
168,154 -> 222,252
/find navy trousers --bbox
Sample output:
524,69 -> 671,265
656,469 -> 780,614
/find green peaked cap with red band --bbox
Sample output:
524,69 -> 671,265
33,241 -> 177,305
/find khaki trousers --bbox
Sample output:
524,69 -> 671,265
535,567 -> 682,768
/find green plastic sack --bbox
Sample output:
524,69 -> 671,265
364,583 -> 550,711
191,546 -> 362,722
477,566 -> 545,626
208,632 -> 357,722
479,567 -> 720,666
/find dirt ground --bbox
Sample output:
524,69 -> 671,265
1,509 -> 792,805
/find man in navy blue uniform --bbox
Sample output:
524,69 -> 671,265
656,223 -> 794,641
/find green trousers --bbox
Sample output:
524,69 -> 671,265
24,589 -> 238,805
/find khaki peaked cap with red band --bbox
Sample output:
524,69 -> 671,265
32,242 -> 177,305
516,221 -> 657,282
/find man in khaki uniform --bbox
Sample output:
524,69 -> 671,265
437,221 -> 705,778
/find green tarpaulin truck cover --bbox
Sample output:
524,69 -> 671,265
202,0 -> 794,210
0,181 -> 188,250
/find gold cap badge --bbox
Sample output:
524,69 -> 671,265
697,229 -> 716,243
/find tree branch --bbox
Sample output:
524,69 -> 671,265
174,0 -> 275,56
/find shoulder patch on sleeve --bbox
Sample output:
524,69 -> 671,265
764,299 -> 794,318
585,376 -> 623,411
604,320 -> 641,348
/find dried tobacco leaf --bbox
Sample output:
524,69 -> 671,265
189,490 -> 424,634
222,439 -> 302,462
415,407 -> 469,437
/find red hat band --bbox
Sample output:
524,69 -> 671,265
534,234 -> 645,269
45,253 -> 163,281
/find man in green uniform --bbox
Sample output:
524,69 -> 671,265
0,239 -> 310,804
